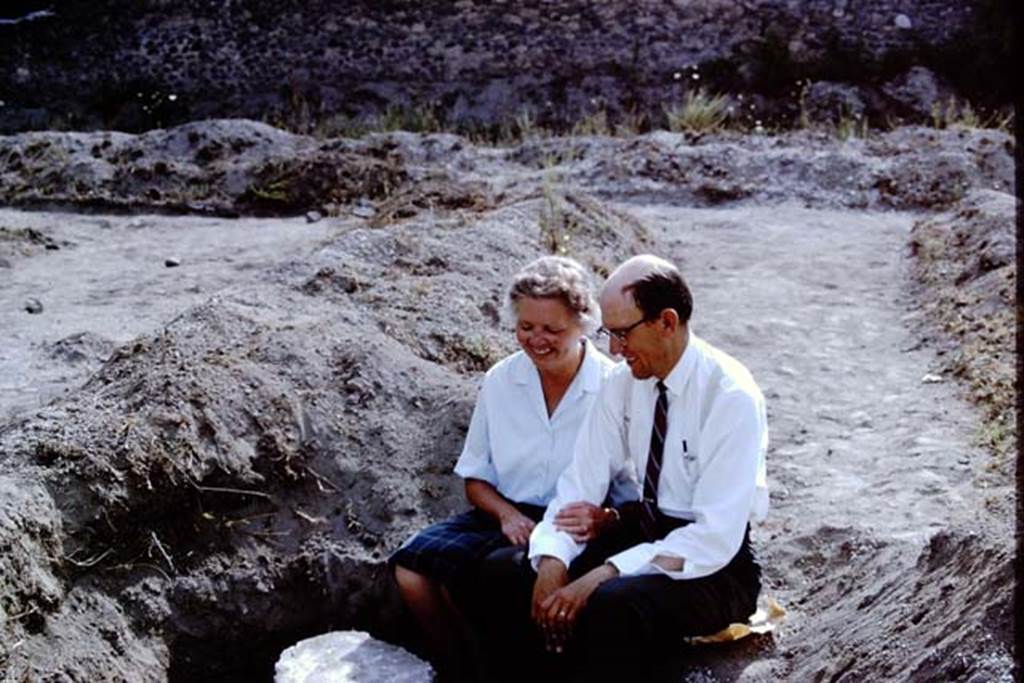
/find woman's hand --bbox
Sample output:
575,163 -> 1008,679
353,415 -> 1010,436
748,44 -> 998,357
499,508 -> 536,545
554,501 -> 615,542
464,479 -> 536,545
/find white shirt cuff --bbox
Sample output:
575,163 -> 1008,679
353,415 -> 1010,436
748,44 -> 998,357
609,544 -> 707,579
607,543 -> 660,576
528,526 -> 578,572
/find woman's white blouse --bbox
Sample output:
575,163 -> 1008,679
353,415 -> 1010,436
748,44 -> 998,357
454,339 -> 615,507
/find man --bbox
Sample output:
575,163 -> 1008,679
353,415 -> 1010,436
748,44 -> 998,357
482,254 -> 768,681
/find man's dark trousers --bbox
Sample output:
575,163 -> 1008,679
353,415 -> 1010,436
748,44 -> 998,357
480,513 -> 761,682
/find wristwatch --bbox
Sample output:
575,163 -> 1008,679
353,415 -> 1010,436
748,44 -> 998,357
603,506 -> 621,524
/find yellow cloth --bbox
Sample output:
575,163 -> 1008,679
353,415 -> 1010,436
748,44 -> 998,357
688,598 -> 786,644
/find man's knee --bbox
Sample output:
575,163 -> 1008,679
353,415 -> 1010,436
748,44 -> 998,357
575,578 -> 655,650
480,545 -> 529,584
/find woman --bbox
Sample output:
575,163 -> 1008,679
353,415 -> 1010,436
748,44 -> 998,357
390,255 -> 614,680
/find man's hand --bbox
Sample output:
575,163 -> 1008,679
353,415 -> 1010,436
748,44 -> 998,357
534,563 -> 619,654
532,557 -> 569,652
499,508 -> 536,545
553,502 -> 616,542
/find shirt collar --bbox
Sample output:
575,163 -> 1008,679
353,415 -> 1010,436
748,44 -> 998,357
512,350 -> 534,385
511,338 -> 599,390
577,338 -> 603,393
657,331 -> 699,397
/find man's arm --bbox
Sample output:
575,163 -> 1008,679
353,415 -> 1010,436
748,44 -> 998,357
527,371 -> 630,650
528,373 -> 629,569
607,388 -> 766,579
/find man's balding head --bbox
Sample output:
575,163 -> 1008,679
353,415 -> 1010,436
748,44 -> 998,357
599,255 -> 692,379
601,255 -> 692,324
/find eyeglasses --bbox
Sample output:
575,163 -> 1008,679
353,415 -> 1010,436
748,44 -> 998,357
597,317 -> 651,343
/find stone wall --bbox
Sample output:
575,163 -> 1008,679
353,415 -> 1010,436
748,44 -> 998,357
0,0 -> 1012,132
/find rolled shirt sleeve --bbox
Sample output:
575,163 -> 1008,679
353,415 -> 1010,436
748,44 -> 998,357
608,387 -> 766,579
453,385 -> 499,487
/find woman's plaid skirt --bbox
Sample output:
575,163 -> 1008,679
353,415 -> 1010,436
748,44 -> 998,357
390,503 -> 546,586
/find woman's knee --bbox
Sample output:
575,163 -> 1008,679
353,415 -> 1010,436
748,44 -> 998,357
394,565 -> 433,601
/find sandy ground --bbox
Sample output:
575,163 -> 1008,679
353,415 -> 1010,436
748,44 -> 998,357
0,210 -> 336,420
0,125 -> 1014,681
634,203 -> 1013,680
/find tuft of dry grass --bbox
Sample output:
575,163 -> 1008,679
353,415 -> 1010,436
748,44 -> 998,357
664,88 -> 731,134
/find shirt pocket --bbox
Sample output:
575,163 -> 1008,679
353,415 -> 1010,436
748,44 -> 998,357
679,437 -> 700,481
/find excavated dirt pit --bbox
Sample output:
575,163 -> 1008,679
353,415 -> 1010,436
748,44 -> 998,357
0,123 -> 1015,681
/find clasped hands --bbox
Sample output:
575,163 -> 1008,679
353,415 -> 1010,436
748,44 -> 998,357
531,558 -> 617,654
506,501 -> 621,653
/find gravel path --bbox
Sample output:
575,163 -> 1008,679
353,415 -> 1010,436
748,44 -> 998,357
627,203 -> 1012,680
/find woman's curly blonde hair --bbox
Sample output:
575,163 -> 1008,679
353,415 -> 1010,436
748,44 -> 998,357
507,256 -> 600,333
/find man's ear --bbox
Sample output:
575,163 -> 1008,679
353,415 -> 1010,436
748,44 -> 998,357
659,308 -> 680,334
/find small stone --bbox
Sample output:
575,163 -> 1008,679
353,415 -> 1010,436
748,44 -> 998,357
165,258 -> 181,268
25,298 -> 43,314
894,14 -> 912,29
351,204 -> 376,219
305,210 -> 323,223
850,410 -> 872,428
921,373 -> 943,383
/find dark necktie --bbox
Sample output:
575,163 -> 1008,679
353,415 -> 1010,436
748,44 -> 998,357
640,381 -> 668,541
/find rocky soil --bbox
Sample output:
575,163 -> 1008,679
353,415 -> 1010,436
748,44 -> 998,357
0,0 -> 1014,133
0,120 -> 1015,682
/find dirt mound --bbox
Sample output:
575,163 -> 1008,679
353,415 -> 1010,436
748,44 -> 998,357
0,121 -> 408,216
651,526 -> 1014,682
511,126 -> 1013,210
0,122 -> 1014,219
765,526 -> 1014,681
0,187 -> 649,680
908,189 -> 1016,464
368,176 -> 493,227
238,151 -> 407,216
0,291 -> 476,679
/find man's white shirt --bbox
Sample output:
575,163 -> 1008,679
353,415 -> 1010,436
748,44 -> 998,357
529,332 -> 769,579
455,338 -> 616,506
